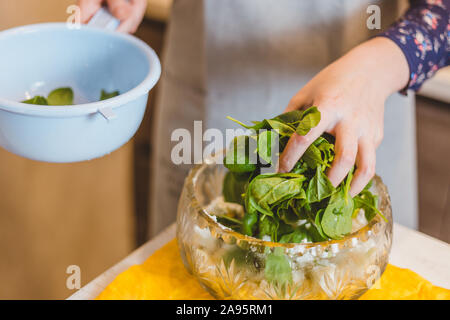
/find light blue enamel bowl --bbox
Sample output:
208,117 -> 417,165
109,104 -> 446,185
0,23 -> 161,162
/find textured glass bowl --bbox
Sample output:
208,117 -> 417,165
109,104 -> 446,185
176,158 -> 393,300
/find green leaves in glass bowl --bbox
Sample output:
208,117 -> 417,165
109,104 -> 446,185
21,88 -> 119,106
220,106 -> 386,244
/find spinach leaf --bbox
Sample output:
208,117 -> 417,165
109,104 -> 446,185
321,188 -> 354,239
241,210 -> 258,236
363,179 -> 373,191
278,205 -> 299,225
314,209 -> 328,239
257,130 -> 277,164
223,171 -> 249,205
353,190 -> 387,222
224,135 -> 258,173
215,215 -> 242,231
344,166 -> 354,198
258,177 -> 305,207
315,136 -> 335,166
258,215 -> 279,240
47,87 -> 74,106
21,87 -> 120,106
272,110 -> 304,124
291,161 -> 309,174
246,175 -> 305,217
264,248 -> 292,285
246,176 -> 285,216
22,96 -> 48,105
306,166 -> 335,203
295,106 -> 321,136
223,246 -> 260,272
100,89 -> 120,101
226,116 -> 269,131
302,143 -> 326,169
228,110 -> 303,133
266,119 -> 295,136
223,108 -> 383,244
279,225 -> 313,243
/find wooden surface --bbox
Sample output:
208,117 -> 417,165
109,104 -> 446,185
146,0 -> 173,22
68,223 -> 450,300
418,67 -> 450,104
0,144 -> 135,299
68,224 -> 176,300
0,0 -> 74,29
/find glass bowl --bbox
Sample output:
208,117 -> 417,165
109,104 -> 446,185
176,156 -> 393,300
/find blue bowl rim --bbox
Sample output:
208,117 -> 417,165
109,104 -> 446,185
0,23 -> 161,118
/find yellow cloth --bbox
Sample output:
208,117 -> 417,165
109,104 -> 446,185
97,239 -> 450,300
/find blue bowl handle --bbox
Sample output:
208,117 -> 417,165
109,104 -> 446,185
88,8 -> 120,121
88,7 -> 120,31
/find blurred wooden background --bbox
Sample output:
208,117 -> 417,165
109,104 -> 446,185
416,96 -> 450,243
0,0 -> 134,299
0,0 -> 167,299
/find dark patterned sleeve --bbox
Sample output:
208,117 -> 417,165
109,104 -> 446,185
377,0 -> 450,91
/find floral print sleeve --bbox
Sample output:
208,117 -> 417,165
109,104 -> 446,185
378,0 -> 450,91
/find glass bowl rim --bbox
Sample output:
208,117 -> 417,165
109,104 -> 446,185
184,153 -> 392,250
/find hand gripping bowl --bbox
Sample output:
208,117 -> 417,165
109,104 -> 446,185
0,23 -> 161,162
176,154 -> 393,300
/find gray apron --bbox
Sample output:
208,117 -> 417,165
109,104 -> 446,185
149,0 -> 417,237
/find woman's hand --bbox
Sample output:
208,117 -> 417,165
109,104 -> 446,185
78,0 -> 147,33
278,37 -> 409,196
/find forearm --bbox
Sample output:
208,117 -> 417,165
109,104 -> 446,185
339,37 -> 410,99
377,0 -> 450,91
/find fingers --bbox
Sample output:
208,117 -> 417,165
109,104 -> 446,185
278,111 -> 330,173
78,0 -> 103,23
281,85 -> 380,194
350,139 -> 376,197
116,0 -> 147,33
326,125 -> 358,187
78,0 -> 134,24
